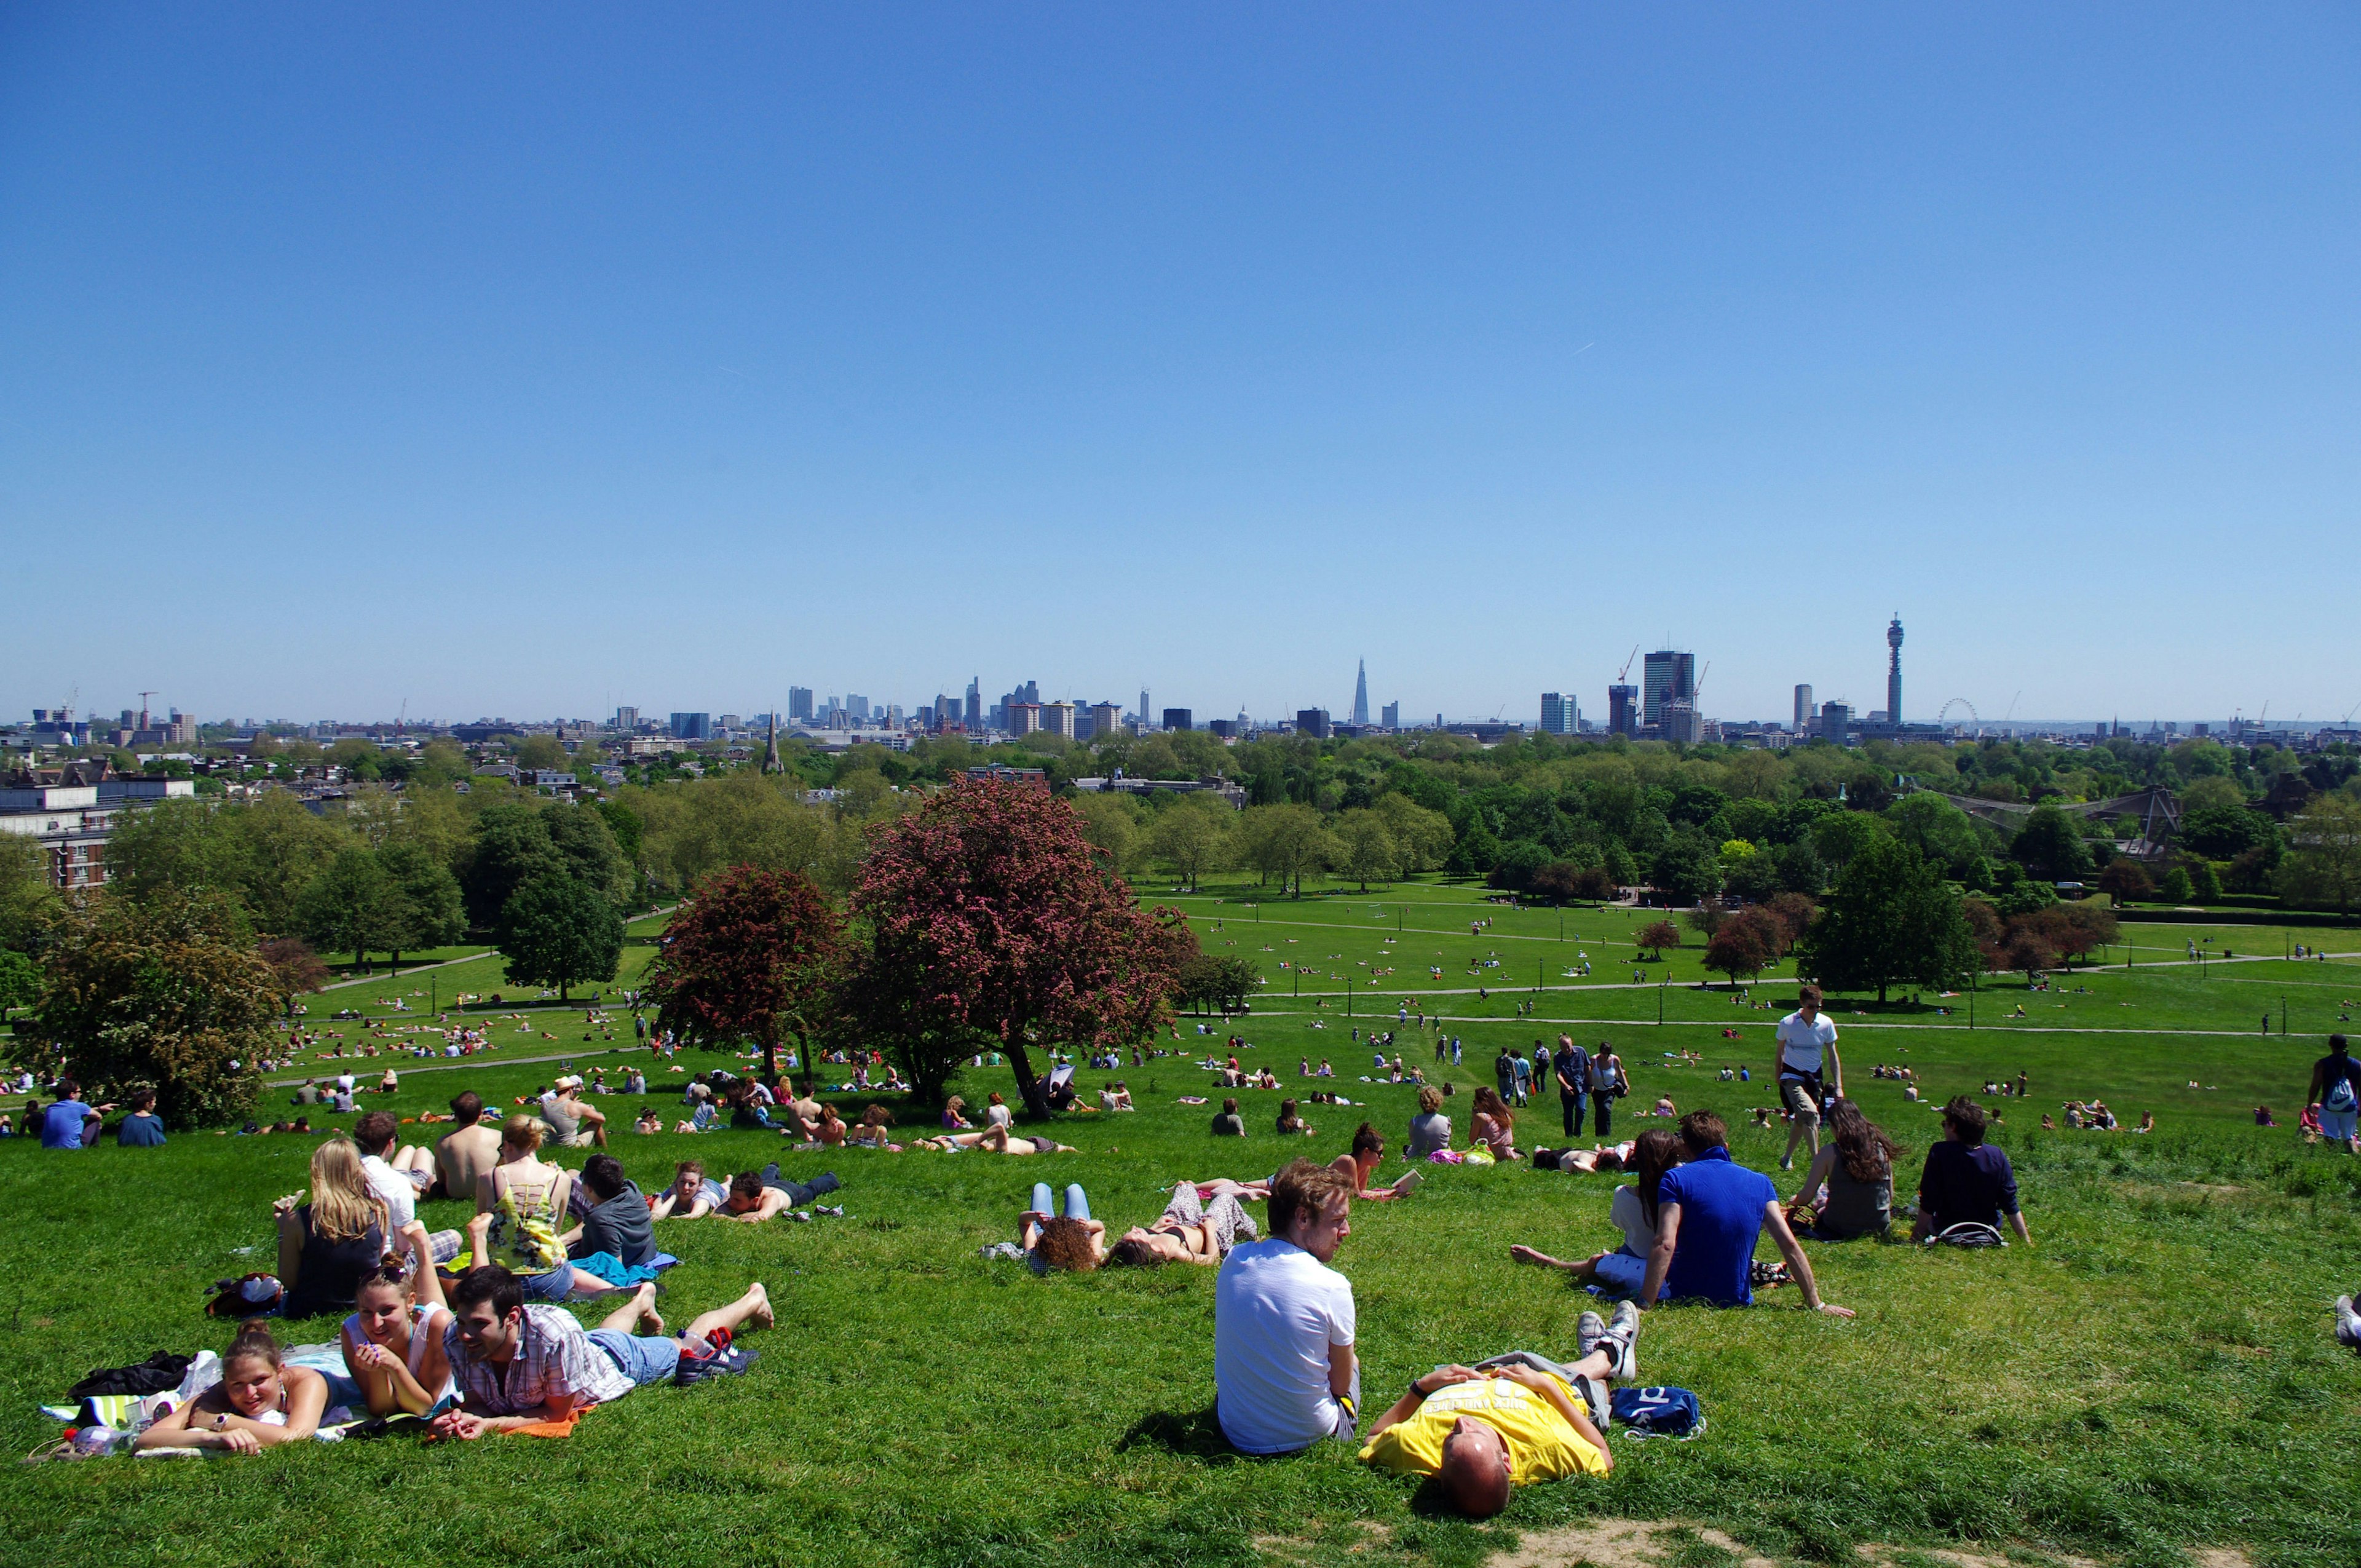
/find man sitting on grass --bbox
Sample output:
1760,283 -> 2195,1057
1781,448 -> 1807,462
1636,1111 -> 1853,1317
1216,1158 -> 1361,1453
1912,1096 -> 2031,1245
431,1265 -> 772,1438
1358,1303 -> 1640,1515
433,1092 -> 503,1201
565,1154 -> 657,1265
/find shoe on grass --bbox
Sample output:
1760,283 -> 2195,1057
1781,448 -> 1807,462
1603,1298 -> 1641,1382
2336,1294 -> 2361,1350
1575,1309 -> 1605,1361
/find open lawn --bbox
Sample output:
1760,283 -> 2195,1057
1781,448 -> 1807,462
2,887 -> 2359,1567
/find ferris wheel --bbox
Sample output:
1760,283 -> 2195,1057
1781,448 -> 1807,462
1938,698 -> 1980,735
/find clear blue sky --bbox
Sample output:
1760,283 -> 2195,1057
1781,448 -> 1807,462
4,6 -> 2355,729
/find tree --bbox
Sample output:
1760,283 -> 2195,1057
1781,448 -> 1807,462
2097,859 -> 2153,905
513,734 -> 568,772
2010,804 -> 2093,882
2001,925 -> 2056,983
1374,793 -> 1455,876
296,848 -> 405,970
1884,793 -> 1982,874
1801,839 -> 1975,1004
1070,792 -> 1144,875
0,948 -> 38,1014
1810,812 -> 1891,871
1649,835 -> 1721,905
1236,803 -> 1336,896
847,778 -> 1184,1115
378,842 -> 466,970
2277,796 -> 2361,913
2027,903 -> 2119,970
1637,919 -> 1680,960
461,804 -> 562,930
0,831 -> 57,954
1703,909 -> 1779,988
2179,803 -> 2275,860
1763,892 -> 1819,952
17,890 -> 282,1127
1334,810 -> 1399,892
2157,865 -> 2194,903
498,873 -> 624,1000
2186,858 -> 2222,901
1177,954 -> 1263,1015
257,936 -> 330,998
1143,795 -> 1233,892
643,865 -> 845,1087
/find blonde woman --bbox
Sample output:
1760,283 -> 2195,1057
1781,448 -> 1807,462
274,1136 -> 390,1318
466,1115 -> 608,1302
338,1225 -> 455,1415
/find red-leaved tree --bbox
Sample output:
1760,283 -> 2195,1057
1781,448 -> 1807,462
848,778 -> 1185,1115
642,866 -> 846,1088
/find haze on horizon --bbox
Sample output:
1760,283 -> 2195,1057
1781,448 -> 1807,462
2,6 -> 2355,729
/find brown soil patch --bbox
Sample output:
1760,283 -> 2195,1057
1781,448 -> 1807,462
1481,1521 -> 2244,1568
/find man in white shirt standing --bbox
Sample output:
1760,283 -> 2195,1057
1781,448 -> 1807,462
1773,984 -> 1842,1171
1216,1158 -> 1361,1453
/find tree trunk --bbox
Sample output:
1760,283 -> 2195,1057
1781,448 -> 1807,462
1006,1037 -> 1051,1120
390,950 -> 403,977
1878,980 -> 1888,1003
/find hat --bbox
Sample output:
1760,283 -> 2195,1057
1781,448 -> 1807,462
555,1075 -> 583,1089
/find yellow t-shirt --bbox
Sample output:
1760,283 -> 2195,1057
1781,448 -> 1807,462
1358,1374 -> 1608,1483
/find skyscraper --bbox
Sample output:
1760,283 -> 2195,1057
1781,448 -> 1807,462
1161,708 -> 1192,732
1380,700 -> 1400,729
788,687 -> 814,723
1607,684 -> 1638,739
1641,651 -> 1695,729
965,678 -> 981,730
1297,708 -> 1332,739
1351,660 -> 1369,727
1792,684 -> 1813,731
1540,692 -> 1578,735
1139,687 -> 1151,724
1886,616 -> 1904,724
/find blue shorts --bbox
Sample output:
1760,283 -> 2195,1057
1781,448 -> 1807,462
588,1329 -> 681,1387
2321,1107 -> 2358,1141
1590,1247 -> 1667,1300
516,1264 -> 574,1304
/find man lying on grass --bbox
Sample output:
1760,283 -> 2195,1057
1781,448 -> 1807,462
430,1265 -> 772,1439
1635,1111 -> 1853,1317
1357,1302 -> 1640,1515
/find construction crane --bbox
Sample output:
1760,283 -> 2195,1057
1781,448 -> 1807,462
2343,697 -> 2360,724
137,690 -> 156,729
1691,661 -> 1710,702
1615,645 -> 1639,683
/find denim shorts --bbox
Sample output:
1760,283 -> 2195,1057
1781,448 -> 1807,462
516,1264 -> 574,1304
588,1329 -> 681,1387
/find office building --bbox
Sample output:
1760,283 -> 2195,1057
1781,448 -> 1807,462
1540,692 -> 1579,736
1088,702 -> 1123,741
1006,703 -> 1042,735
1041,701 -> 1077,739
1161,708 -> 1192,732
717,714 -> 742,732
788,688 -> 815,723
965,679 -> 981,729
1380,701 -> 1400,729
1139,689 -> 1150,726
1792,685 -> 1813,732
613,705 -> 639,732
845,695 -> 871,722
1661,700 -> 1704,745
668,712 -> 712,742
1296,708 -> 1331,739
1886,616 -> 1904,724
1607,684 -> 1639,739
1817,701 -> 1852,742
1,761 -> 197,890
1206,718 -> 1238,739
1351,660 -> 1370,726
1642,651 -> 1695,730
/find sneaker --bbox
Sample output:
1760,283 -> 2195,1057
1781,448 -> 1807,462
1603,1299 -> 1642,1382
815,1205 -> 844,1217
2336,1294 -> 2361,1350
787,1210 -> 812,1222
1779,1156 -> 1794,1171
1575,1309 -> 1605,1361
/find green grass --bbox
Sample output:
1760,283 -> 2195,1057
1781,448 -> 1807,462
3,885 -> 2360,1567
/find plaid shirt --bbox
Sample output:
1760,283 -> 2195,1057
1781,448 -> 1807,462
445,1304 -> 633,1417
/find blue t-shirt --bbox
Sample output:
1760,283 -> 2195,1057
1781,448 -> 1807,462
1658,1146 -> 1776,1306
116,1112 -> 168,1147
41,1099 -> 94,1149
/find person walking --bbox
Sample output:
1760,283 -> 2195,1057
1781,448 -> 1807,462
1554,1035 -> 1591,1138
2308,1034 -> 2361,1154
1591,1045 -> 1623,1139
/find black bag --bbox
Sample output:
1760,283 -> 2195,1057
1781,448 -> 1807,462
68,1352 -> 192,1401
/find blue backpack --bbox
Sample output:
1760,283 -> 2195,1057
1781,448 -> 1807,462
1609,1385 -> 1705,1439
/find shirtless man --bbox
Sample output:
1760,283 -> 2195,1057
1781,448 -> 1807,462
431,1092 -> 502,1201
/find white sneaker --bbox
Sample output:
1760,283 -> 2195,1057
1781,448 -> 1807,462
1575,1310 -> 1605,1361
2336,1294 -> 2361,1350
1602,1298 -> 1642,1383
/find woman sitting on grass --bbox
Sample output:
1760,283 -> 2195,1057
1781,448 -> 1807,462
136,1321 -> 330,1453
1275,1098 -> 1316,1137
1788,1099 -> 1899,1240
941,1096 -> 974,1130
1406,1086 -> 1453,1157
633,1107 -> 663,1135
274,1136 -> 390,1319
845,1104 -> 896,1148
1509,1130 -> 1685,1297
651,1160 -> 728,1219
339,1227 -> 455,1416
1471,1087 -> 1522,1161
466,1115 -> 611,1302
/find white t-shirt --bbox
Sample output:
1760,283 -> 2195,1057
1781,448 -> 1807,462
1214,1238 -> 1356,1454
1775,1011 -> 1838,1075
986,1103 -> 1014,1128
361,1152 -> 416,1231
1608,1183 -> 1656,1256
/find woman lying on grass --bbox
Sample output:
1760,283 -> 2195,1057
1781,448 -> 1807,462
136,1321 -> 330,1454
1107,1179 -> 1260,1267
913,1125 -> 1078,1154
1510,1130 -> 1685,1297
650,1160 -> 727,1219
339,1230 -> 455,1416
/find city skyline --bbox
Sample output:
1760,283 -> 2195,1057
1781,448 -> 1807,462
4,9 -> 2357,722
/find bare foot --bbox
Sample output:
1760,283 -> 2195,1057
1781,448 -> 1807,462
746,1283 -> 773,1332
631,1284 -> 663,1336
1509,1245 -> 1562,1268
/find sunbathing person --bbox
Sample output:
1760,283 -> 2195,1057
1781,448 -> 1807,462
1332,1123 -> 1409,1199
719,1164 -> 843,1221
1530,1141 -> 1633,1173
465,1115 -> 612,1302
136,1321 -> 330,1453
1108,1179 -> 1259,1267
1022,1182 -> 1104,1271
844,1105 -> 896,1147
649,1160 -> 726,1219
339,1227 -> 455,1416
1356,1305 -> 1640,1515
1470,1087 -> 1522,1161
916,1124 -> 1077,1154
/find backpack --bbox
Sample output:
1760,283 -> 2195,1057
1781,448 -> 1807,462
1926,1222 -> 2006,1249
2325,1071 -> 2358,1114
1609,1385 -> 1704,1439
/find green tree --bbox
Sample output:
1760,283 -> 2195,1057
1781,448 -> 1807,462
296,848 -> 405,970
0,832 -> 59,953
232,790 -> 350,933
1176,953 -> 1263,1015
545,801 -> 633,902
461,804 -> 562,930
1236,803 -> 1335,895
1801,839 -> 1975,1004
2277,796 -> 2361,913
2011,804 -> 2093,882
104,798 -> 248,906
1884,793 -> 1982,874
1334,809 -> 1399,891
1374,794 -> 1454,876
2157,865 -> 2194,903
17,889 -> 280,1127
1809,811 -> 1891,871
1143,795 -> 1234,892
378,842 -> 466,968
1070,791 -> 1144,874
514,734 -> 568,771
498,873 -> 625,1000
0,947 -> 38,1013
1649,834 -> 1722,905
